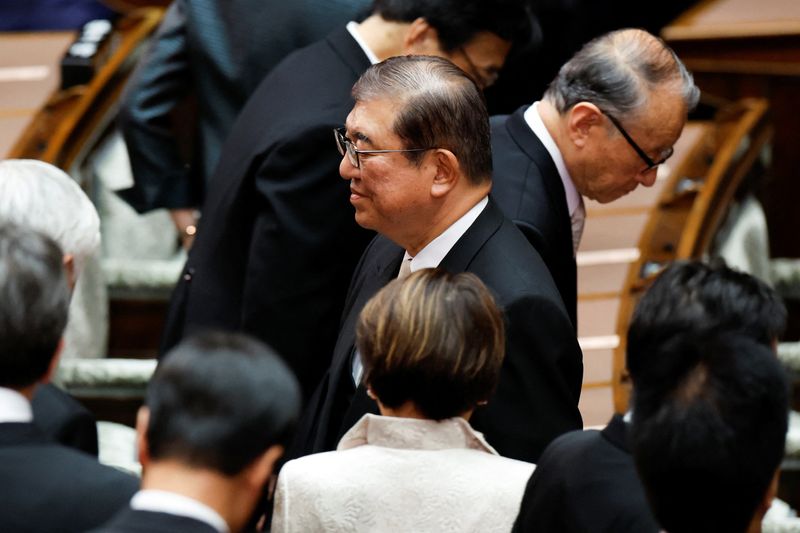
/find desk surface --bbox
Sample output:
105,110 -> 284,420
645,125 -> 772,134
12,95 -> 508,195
664,0 -> 800,40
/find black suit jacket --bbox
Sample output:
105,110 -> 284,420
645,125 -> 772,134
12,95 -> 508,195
292,199 -> 583,463
491,106 -> 578,327
118,0 -> 370,211
161,28 -> 375,398
0,422 -> 139,533
90,507 -> 219,533
32,382 -> 98,456
512,414 -> 660,533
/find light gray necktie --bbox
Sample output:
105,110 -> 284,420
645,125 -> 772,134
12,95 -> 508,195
571,198 -> 586,255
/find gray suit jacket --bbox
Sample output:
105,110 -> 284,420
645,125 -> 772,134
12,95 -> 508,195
118,0 -> 370,211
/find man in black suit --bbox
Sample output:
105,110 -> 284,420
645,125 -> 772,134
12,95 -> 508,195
161,0 -> 532,399
292,55 -> 582,464
491,29 -> 699,325
632,333 -> 788,533
118,0 -> 371,243
512,261 -> 787,532
0,224 -> 138,533
92,332 -> 301,533
0,158 -> 104,456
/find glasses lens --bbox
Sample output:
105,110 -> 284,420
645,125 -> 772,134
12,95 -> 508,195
346,142 -> 359,168
334,129 -> 345,156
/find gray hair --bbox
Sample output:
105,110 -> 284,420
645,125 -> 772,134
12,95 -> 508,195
0,224 -> 70,388
0,159 -> 100,275
544,29 -> 700,119
352,55 -> 492,185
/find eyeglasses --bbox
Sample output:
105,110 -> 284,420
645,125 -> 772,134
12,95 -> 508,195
334,127 -> 432,169
602,111 -> 673,172
456,46 -> 498,89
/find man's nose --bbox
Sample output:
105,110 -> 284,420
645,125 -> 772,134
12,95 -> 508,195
638,167 -> 658,187
339,155 -> 357,180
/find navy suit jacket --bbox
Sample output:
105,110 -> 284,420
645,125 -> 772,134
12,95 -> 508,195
161,27 -> 375,399
90,507 -> 219,533
291,198 -> 583,463
512,415 -> 660,533
0,422 -> 138,533
491,106 -> 578,327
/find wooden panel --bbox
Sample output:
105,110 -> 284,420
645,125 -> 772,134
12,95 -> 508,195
579,387 -> 614,428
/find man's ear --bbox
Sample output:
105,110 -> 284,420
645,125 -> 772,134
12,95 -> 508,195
135,406 -> 151,468
41,338 -> 65,384
246,445 -> 284,491
403,18 -> 440,55
566,102 -> 604,148
62,254 -> 76,290
430,149 -> 460,198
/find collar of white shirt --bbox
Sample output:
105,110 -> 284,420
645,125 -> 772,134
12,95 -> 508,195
523,102 -> 582,218
346,21 -> 380,65
130,490 -> 230,533
403,196 -> 489,272
0,387 -> 33,423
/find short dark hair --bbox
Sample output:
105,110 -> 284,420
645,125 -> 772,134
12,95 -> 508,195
0,224 -> 69,389
146,332 -> 302,476
632,333 -> 789,533
352,55 -> 492,184
627,260 -> 786,383
357,268 -> 505,420
544,28 -> 699,120
372,0 -> 531,52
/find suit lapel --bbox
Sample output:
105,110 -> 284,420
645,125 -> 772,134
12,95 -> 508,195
439,199 -> 504,273
506,108 -> 572,237
325,26 -> 373,79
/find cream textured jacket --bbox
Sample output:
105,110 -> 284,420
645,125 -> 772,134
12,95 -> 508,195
272,414 -> 535,532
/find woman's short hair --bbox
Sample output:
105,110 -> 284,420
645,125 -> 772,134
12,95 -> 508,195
356,268 -> 505,420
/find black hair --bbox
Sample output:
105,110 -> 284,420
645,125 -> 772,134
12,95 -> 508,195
147,332 -> 302,476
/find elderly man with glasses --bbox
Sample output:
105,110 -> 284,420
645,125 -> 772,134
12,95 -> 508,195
490,28 -> 700,327
291,55 -> 582,465
159,0 -> 532,402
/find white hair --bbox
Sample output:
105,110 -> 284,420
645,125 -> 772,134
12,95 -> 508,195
0,159 -> 100,274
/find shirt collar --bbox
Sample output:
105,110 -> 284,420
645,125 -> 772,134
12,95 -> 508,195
0,387 -> 33,423
131,490 -> 230,533
338,414 -> 498,455
346,21 -> 379,65
403,196 -> 488,272
523,102 -> 582,217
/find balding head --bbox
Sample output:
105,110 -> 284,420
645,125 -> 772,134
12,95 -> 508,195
544,28 -> 699,120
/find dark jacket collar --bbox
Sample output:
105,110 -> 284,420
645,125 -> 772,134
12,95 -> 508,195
601,414 -> 632,454
326,26 -> 373,80
0,422 -> 48,446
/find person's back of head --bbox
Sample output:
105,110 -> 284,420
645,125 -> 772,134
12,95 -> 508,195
632,333 -> 789,533
627,260 -> 786,384
0,223 -> 69,391
0,159 -> 99,279
372,0 -> 532,54
144,332 -> 301,475
544,28 -> 699,120
356,268 -> 505,419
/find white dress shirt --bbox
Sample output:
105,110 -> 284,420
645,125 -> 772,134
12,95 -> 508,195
0,387 -> 33,423
346,21 -> 379,65
524,102 -> 585,253
130,490 -> 229,533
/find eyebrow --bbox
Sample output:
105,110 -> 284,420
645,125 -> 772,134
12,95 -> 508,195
345,127 -> 374,147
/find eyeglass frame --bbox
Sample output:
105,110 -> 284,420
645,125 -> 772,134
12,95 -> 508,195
601,110 -> 673,172
334,127 -> 432,169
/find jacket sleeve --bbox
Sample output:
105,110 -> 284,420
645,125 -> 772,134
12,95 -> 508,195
116,0 -> 199,212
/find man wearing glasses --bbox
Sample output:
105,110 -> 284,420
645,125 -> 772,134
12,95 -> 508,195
291,56 -> 582,465
490,29 -> 700,327
160,0 -> 532,400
